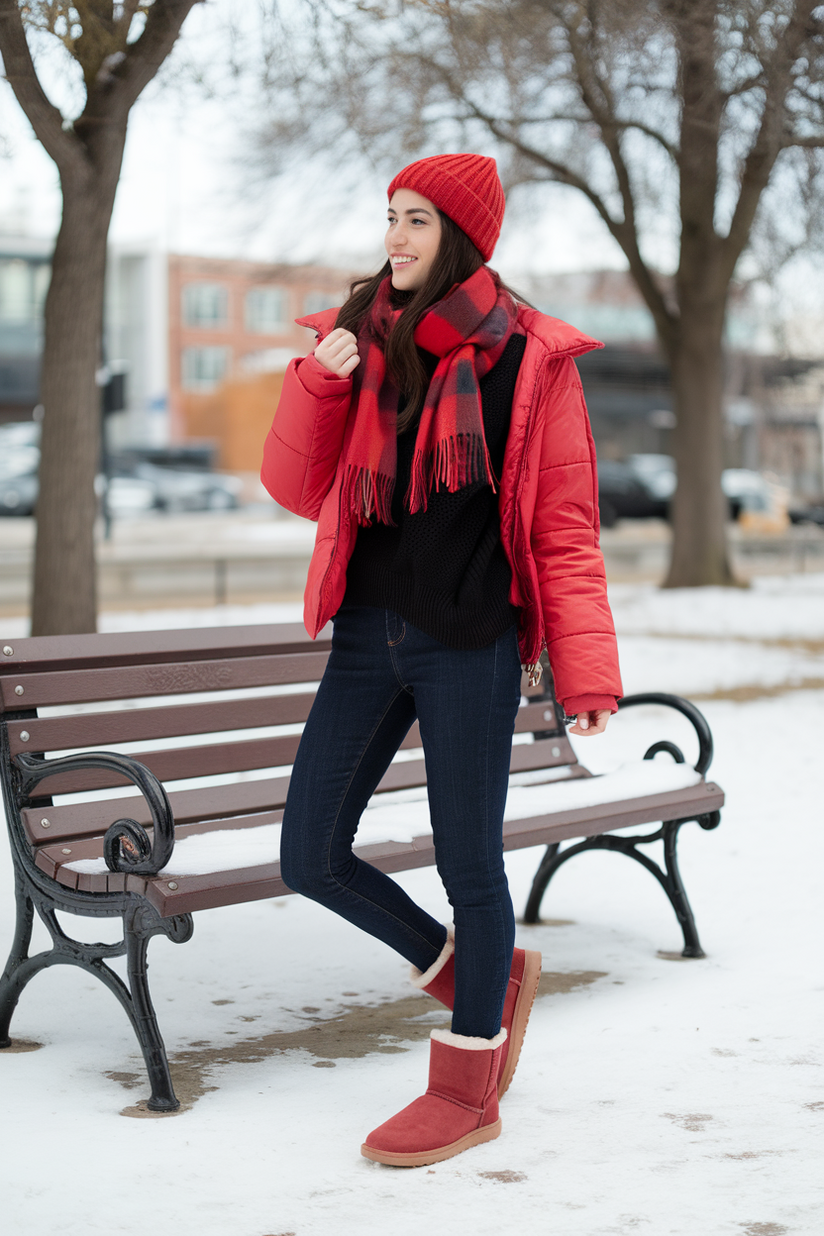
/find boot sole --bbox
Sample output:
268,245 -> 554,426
360,1118 -> 502,1168
498,949 -> 542,1098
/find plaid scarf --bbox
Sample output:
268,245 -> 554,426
344,266 -> 519,525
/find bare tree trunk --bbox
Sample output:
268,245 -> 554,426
31,159 -> 122,635
665,305 -> 734,587
0,0 -> 202,635
662,0 -> 737,587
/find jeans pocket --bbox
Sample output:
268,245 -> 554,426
386,610 -> 406,646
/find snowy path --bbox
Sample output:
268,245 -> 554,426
1,576 -> 822,1235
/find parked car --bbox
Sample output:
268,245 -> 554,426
0,442 -> 39,516
120,462 -> 242,512
0,422 -> 243,517
0,470 -> 39,516
597,459 -> 669,527
720,468 -> 770,518
97,474 -> 158,517
788,504 -> 824,527
627,453 -> 676,500
0,422 -> 40,451
599,453 -> 789,527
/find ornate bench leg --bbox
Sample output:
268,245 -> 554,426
0,868 -> 38,1046
1,875 -> 192,1111
661,821 -> 705,958
522,822 -> 706,958
124,918 -> 177,1111
523,843 -> 560,924
123,904 -> 194,1113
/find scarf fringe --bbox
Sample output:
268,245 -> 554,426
407,433 -> 496,514
343,462 -> 396,527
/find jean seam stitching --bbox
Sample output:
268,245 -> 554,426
485,636 -> 507,1032
386,613 -> 411,689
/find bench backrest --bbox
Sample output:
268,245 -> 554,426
1,625 -> 576,850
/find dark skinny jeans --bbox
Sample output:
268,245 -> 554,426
279,604 -> 521,1039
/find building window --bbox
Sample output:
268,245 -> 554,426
303,290 -> 339,316
181,346 -> 230,391
245,286 -> 287,333
182,283 -> 228,328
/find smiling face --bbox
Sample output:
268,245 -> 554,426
385,188 -> 443,291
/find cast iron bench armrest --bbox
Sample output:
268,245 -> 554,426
14,750 -> 175,876
617,692 -> 714,775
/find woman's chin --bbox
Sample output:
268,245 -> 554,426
390,268 -> 422,291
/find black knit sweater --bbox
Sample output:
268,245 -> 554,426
343,331 -> 527,648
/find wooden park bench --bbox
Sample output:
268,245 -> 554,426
0,624 -> 724,1112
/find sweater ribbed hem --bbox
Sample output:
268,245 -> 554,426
343,577 -> 518,650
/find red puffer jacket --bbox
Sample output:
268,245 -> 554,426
261,305 -> 622,711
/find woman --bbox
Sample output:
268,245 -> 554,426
261,153 -> 622,1167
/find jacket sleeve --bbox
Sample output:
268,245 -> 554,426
530,356 -> 622,710
261,353 -> 352,521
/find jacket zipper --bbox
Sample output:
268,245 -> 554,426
512,359 -> 546,672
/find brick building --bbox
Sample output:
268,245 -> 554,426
168,255 -> 353,473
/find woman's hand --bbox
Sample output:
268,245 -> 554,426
313,328 -> 360,378
568,709 -> 611,737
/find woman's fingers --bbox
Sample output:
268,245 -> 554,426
314,328 -> 360,376
568,709 -> 611,736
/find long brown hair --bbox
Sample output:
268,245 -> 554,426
336,211 -> 522,432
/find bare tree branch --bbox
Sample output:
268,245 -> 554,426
112,0 -> 202,113
455,90 -> 678,344
0,0 -> 83,169
721,0 -> 823,281
550,5 -> 678,340
462,110 -> 679,160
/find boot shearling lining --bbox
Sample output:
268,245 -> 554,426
430,1027 -> 507,1051
409,925 -> 455,989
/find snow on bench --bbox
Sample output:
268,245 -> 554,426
66,760 -> 703,879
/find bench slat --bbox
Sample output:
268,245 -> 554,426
0,623 -> 328,681
6,696 -> 566,757
7,692 -> 320,753
23,777 -> 293,844
32,780 -> 724,917
0,651 -> 331,710
19,734 -> 306,795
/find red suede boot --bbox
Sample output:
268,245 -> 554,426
361,1028 -> 506,1167
410,929 -> 541,1098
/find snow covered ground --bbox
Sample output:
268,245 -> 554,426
1,574 -> 823,1236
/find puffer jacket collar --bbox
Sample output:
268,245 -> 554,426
296,307 -> 343,339
296,304 -> 600,361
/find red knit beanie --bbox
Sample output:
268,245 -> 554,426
387,154 -> 505,261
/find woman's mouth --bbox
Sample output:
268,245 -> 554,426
391,256 -> 417,266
